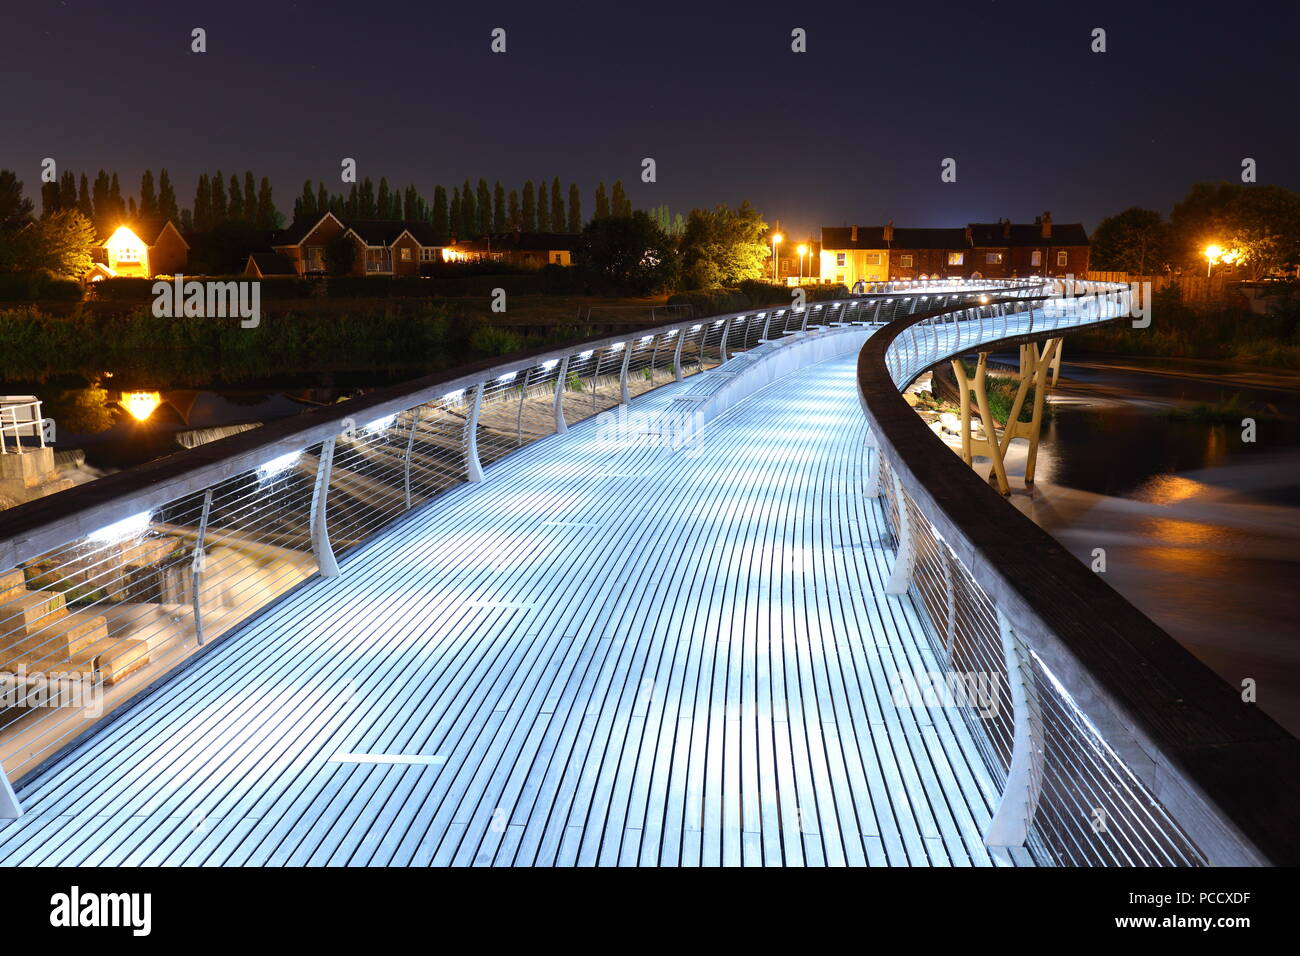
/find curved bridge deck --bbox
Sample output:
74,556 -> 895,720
0,349 -> 1029,866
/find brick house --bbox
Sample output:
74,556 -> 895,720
88,219 -> 189,280
443,232 -> 579,269
819,213 -> 1090,283
246,213 -> 444,277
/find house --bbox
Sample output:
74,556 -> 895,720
444,232 -> 580,269
89,219 -> 189,280
819,214 -> 1090,283
252,213 -> 447,277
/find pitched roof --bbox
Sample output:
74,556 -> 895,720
822,221 -> 1089,250
482,231 -> 580,251
98,218 -> 187,247
968,221 -> 1090,247
821,226 -> 969,250
276,212 -> 345,245
245,252 -> 297,276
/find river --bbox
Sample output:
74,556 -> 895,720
993,354 -> 1300,738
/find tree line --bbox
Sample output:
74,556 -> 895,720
1091,182 -> 1300,280
292,176 -> 642,241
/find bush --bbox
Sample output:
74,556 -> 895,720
667,289 -> 751,316
0,272 -> 83,301
89,277 -> 158,301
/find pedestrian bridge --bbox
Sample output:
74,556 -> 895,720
1,280 -> 1296,866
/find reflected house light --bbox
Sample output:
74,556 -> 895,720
578,350 -> 594,360
541,359 -> 559,369
443,388 -> 465,402
258,449 -> 303,480
610,341 -> 625,351
88,510 -> 152,543
364,414 -> 397,434
639,335 -> 653,343
120,390 -> 162,422
496,371 -> 518,383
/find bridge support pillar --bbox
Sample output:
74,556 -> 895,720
554,355 -> 570,434
950,354 -> 1008,495
310,436 -> 340,578
1001,338 -> 1061,487
985,610 -> 1044,849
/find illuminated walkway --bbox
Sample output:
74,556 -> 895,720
0,349 -> 1029,866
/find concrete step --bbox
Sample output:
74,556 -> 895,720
1,589 -> 68,637
0,568 -> 26,603
71,637 -> 150,685
0,608 -> 107,671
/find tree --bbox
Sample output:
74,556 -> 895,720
299,180 -> 317,222
1171,182 -> 1300,279
31,209 -> 97,277
157,169 -> 179,222
108,173 -> 124,221
551,178 -> 563,234
0,170 -> 35,228
325,232 -> 357,275
594,182 -> 609,220
508,189 -> 520,230
244,171 -> 257,222
77,174 -> 93,221
59,171 -> 77,212
193,174 -> 211,231
256,177 -> 276,229
228,173 -> 244,221
211,171 -> 227,226
92,170 -> 111,230
317,183 -> 330,218
537,179 -> 550,231
567,183 -> 581,232
493,181 -> 505,232
521,180 -> 536,231
133,170 -> 152,220
477,178 -> 491,235
450,187 -> 462,238
679,201 -> 770,288
1090,208 -> 1168,274
611,180 -> 630,217
41,180 -> 60,217
359,177 -> 376,217
377,177 -> 392,219
432,185 -> 449,240
576,210 -> 680,294
459,179 -> 476,237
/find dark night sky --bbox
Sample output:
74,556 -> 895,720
5,0 -> 1298,238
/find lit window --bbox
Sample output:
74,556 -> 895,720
900,255 -> 914,268
1031,250 -> 1042,266
1056,251 -> 1068,266
836,252 -> 846,266
948,252 -> 964,265
864,253 -> 880,264
986,252 -> 1003,264
400,247 -> 412,261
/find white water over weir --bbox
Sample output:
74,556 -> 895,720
0,279 -> 1295,866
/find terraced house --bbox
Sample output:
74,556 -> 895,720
820,213 -> 1089,286
246,212 -> 444,278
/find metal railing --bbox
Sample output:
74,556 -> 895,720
0,280 -> 1044,811
0,398 -> 51,455
857,281 -> 1300,866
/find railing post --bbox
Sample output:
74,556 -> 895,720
719,319 -> 732,363
310,437 -> 340,578
985,610 -> 1044,849
466,382 -> 485,483
553,355 -> 570,434
191,488 -> 213,646
403,403 -> 423,509
0,765 -> 20,819
673,329 -> 686,382
760,312 -> 772,340
864,427 -> 880,497
884,471 -> 916,594
619,343 -> 632,405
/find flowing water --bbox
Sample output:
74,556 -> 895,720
994,355 -> 1300,737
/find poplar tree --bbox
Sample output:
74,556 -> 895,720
567,183 -> 581,232
521,181 -> 536,231
493,181 -> 505,232
300,180 -> 317,221
377,177 -> 392,219
158,169 -> 178,222
211,171 -> 227,226
611,180 -> 629,217
551,178 -> 563,234
228,174 -> 244,221
537,180 -> 550,231
256,177 -> 276,229
432,185 -> 449,240
595,182 -> 609,220
77,174 -> 93,221
508,189 -> 520,229
244,171 -> 257,221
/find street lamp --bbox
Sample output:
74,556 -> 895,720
797,243 -> 807,282
771,232 -> 783,283
1204,243 -> 1222,278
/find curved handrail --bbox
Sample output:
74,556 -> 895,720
855,290 -> 1300,866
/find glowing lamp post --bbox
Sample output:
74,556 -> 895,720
771,233 -> 783,283
1204,244 -> 1222,278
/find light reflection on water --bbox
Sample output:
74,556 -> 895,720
1007,358 -> 1300,737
